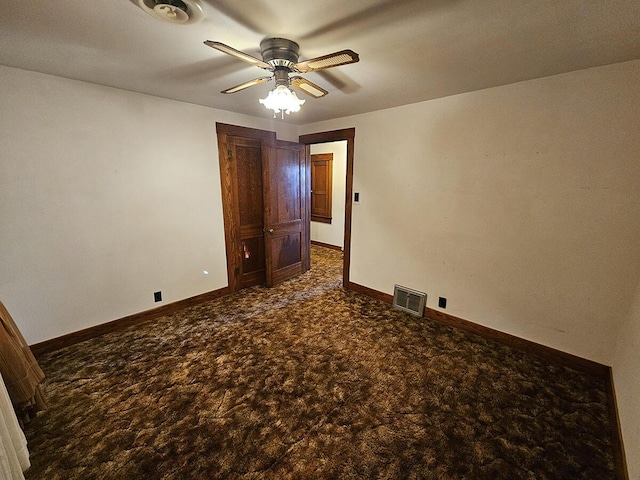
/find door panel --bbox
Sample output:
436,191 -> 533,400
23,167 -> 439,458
234,137 -> 266,287
240,235 -> 265,286
311,153 -> 333,223
236,140 -> 264,226
262,139 -> 310,287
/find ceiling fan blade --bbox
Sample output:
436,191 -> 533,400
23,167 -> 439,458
294,50 -> 359,73
221,76 -> 272,94
204,41 -> 273,71
290,76 -> 329,98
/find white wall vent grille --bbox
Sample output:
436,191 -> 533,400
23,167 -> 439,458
392,285 -> 426,317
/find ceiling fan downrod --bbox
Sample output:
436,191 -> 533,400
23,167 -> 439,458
273,68 -> 290,87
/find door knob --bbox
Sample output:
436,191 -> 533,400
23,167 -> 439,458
264,228 -> 274,234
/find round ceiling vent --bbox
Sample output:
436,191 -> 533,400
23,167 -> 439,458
134,0 -> 204,25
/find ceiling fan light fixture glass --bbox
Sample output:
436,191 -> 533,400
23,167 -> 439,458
259,85 -> 305,118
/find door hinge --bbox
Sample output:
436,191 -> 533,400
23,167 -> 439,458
227,148 -> 233,160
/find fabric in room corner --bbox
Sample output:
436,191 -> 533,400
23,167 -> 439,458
0,301 -> 46,425
0,372 -> 30,479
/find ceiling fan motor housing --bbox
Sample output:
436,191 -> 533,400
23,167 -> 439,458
260,38 -> 300,69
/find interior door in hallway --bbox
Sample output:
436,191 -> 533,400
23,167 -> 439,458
262,138 -> 310,287
216,124 -> 309,292
225,134 -> 266,290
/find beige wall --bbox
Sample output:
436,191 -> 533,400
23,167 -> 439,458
301,61 -> 640,475
301,61 -> 640,472
0,65 -> 297,344
310,141 -> 347,249
301,60 -> 640,365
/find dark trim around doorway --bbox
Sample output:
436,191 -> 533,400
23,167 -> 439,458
299,128 -> 355,287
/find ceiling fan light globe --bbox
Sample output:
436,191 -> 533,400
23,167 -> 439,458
259,85 -> 305,115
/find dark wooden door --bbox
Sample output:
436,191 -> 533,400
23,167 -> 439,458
221,135 -> 266,289
217,123 -> 309,292
262,139 -> 310,287
311,153 -> 333,223
233,136 -> 267,288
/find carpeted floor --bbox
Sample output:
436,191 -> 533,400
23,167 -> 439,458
25,246 -> 616,479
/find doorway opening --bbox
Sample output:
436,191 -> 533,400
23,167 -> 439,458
299,129 -> 355,288
310,141 -> 347,251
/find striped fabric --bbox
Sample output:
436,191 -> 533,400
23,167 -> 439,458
0,302 -> 46,426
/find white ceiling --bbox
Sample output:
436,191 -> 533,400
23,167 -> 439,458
2,0 -> 639,125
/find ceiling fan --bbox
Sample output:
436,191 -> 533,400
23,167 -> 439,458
204,38 -> 359,115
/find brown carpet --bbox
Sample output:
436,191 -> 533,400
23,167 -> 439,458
25,246 -> 616,479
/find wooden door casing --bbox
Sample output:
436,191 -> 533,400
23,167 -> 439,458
299,128 -> 355,287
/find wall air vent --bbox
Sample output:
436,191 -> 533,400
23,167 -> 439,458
392,285 -> 426,317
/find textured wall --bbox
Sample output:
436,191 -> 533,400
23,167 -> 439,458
301,62 -> 640,475
0,66 -> 296,344
301,60 -> 640,365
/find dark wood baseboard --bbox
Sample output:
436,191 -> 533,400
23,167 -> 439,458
311,216 -> 332,224
345,280 -> 628,479
346,281 -> 608,376
311,240 -> 343,251
423,307 -> 610,378
424,300 -> 633,479
346,280 -> 393,303
30,286 -> 230,357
